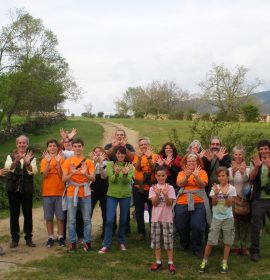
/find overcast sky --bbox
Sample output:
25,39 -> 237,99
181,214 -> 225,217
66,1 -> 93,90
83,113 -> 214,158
1,0 -> 269,115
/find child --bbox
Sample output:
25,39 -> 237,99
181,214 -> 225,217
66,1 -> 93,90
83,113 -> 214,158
62,138 -> 95,252
199,166 -> 236,274
149,166 -> 176,274
40,139 -> 65,247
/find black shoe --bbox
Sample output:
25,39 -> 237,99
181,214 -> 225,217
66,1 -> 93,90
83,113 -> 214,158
250,253 -> 260,262
58,237 -> 65,247
10,240 -> 19,248
26,239 -> 36,247
46,238 -> 54,248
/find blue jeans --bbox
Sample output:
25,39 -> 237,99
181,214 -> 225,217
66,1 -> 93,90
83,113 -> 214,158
132,187 -> 152,235
103,196 -> 131,247
67,196 -> 92,243
174,203 -> 206,253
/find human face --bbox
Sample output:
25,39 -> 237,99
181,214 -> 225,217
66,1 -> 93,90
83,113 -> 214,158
72,143 -> 84,156
233,150 -> 244,164
115,151 -> 125,162
210,139 -> 221,153
155,170 -> 167,184
165,145 -> 173,156
186,155 -> 198,170
191,145 -> 200,154
139,140 -> 149,153
93,148 -> 101,157
217,171 -> 229,186
259,146 -> 270,158
115,130 -> 125,142
16,136 -> 29,154
47,142 -> 58,155
63,140 -> 72,151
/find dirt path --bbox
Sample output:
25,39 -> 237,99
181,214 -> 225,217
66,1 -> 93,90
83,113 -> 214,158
0,121 -> 139,278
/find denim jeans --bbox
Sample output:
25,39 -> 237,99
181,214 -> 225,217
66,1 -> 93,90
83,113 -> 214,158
132,187 -> 152,235
103,196 -> 131,247
174,203 -> 206,253
67,196 -> 92,243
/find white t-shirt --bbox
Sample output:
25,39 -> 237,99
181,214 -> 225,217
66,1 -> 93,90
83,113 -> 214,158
210,184 -> 236,220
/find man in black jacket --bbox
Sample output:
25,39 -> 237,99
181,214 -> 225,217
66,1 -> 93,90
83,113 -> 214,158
4,135 -> 37,248
249,139 -> 270,262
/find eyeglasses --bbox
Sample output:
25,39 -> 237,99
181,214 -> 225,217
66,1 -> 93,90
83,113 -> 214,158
211,142 -> 220,146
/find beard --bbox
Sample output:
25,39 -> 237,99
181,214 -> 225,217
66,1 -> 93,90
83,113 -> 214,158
211,147 -> 220,153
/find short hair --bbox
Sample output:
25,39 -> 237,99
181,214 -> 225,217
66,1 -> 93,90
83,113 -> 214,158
210,136 -> 221,145
16,135 -> 29,145
46,139 -> 59,147
115,129 -> 126,136
232,145 -> 245,157
72,138 -> 84,146
257,139 -> 270,150
155,165 -> 167,174
114,145 -> 126,154
138,137 -> 150,145
216,166 -> 229,176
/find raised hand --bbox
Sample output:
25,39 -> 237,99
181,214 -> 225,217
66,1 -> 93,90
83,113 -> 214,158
120,136 -> 128,147
144,147 -> 152,158
211,183 -> 219,195
231,161 -> 239,174
122,163 -> 131,175
68,128 -> 77,140
153,185 -> 161,196
204,149 -> 214,161
43,151 -> 52,162
199,149 -> 206,158
183,166 -> 192,177
164,155 -> 174,166
239,161 -> 247,174
0,168 -> 7,176
60,128 -> 68,140
113,164 -> 122,175
263,156 -> 270,169
161,184 -> 169,195
23,150 -> 33,165
80,162 -> 88,175
136,149 -> 143,158
216,146 -> 228,161
193,166 -> 201,177
157,156 -> 164,166
70,163 -> 77,174
252,154 -> 262,168
111,136 -> 118,147
55,151 -> 63,162
98,152 -> 107,163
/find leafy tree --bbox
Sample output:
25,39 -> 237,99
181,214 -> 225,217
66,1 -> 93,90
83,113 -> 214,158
199,64 -> 261,121
240,103 -> 259,122
97,112 -> 104,118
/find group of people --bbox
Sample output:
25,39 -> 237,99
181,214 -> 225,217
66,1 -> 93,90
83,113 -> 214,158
0,128 -> 270,275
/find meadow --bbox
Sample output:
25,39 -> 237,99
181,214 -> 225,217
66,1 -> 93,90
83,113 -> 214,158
1,117 -> 270,279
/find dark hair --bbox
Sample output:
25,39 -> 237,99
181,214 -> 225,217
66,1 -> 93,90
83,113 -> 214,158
159,142 -> 178,158
216,166 -> 229,176
46,139 -> 59,147
257,139 -> 270,150
114,145 -> 126,154
155,165 -> 167,174
72,138 -> 84,146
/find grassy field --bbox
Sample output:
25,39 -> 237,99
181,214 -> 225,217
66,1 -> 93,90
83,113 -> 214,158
6,221 -> 270,280
101,118 -> 270,149
2,117 -> 270,279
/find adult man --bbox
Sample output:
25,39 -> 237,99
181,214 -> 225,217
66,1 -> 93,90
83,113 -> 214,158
104,129 -> 135,162
202,136 -> 231,196
133,137 -> 158,240
249,139 -> 270,262
4,135 -> 37,248
62,138 -> 95,252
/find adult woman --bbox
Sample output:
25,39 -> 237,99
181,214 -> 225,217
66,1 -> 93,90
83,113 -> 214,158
99,146 -> 133,253
175,153 -> 209,257
229,145 -> 251,256
89,147 -> 108,239
157,142 -> 181,189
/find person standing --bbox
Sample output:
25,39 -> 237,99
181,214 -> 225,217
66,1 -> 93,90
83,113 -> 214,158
249,139 -> 270,262
4,135 -> 37,248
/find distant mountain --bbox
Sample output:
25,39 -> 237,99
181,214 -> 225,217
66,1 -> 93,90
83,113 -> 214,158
251,91 -> 270,114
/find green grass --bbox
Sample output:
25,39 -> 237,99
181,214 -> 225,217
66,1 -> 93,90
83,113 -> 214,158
5,221 -> 270,280
101,118 -> 270,149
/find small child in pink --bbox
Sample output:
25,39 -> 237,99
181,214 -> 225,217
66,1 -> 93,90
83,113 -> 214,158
149,166 -> 176,274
